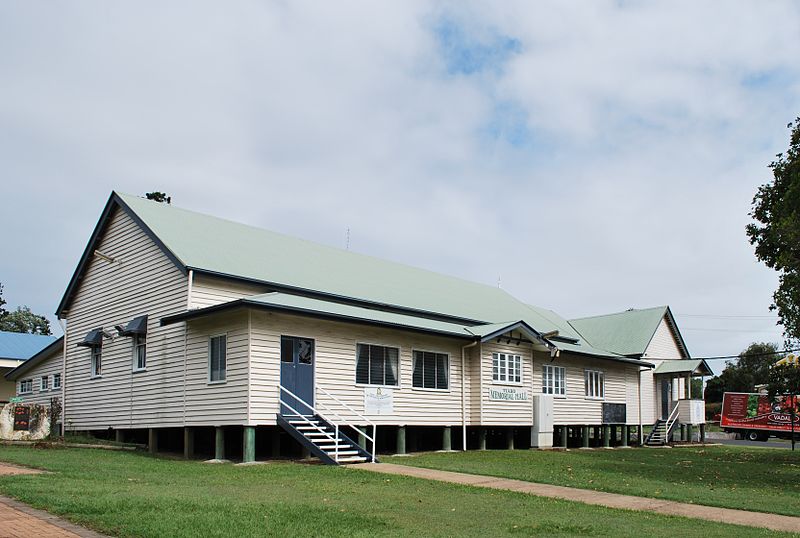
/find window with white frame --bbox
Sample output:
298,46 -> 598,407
542,364 -> 566,395
53,373 -> 62,389
412,350 -> 449,389
356,343 -> 399,386
90,344 -> 102,377
133,333 -> 147,371
209,335 -> 227,382
492,353 -> 522,384
19,379 -> 33,394
585,369 -> 605,399
40,375 -> 49,391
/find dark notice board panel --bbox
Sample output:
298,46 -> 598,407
13,405 -> 30,431
602,403 -> 626,424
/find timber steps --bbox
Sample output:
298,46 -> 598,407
276,414 -> 375,465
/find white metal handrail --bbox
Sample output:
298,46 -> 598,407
279,384 -> 376,463
279,387 -> 342,460
315,386 -> 377,462
663,401 -> 681,441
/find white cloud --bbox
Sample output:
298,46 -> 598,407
1,0 -> 798,358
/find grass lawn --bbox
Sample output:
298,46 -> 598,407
385,445 -> 800,517
0,447 -> 788,537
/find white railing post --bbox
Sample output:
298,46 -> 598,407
372,424 -> 377,463
335,424 -> 339,463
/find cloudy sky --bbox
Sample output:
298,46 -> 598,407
2,1 -> 799,370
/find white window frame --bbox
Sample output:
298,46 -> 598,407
542,364 -> 566,396
40,375 -> 49,392
19,379 -> 33,394
208,334 -> 227,384
90,344 -> 102,378
492,353 -> 522,385
132,333 -> 147,372
411,349 -> 450,391
53,373 -> 62,389
585,369 -> 605,399
355,342 -> 401,388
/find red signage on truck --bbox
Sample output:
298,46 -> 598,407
721,392 -> 799,432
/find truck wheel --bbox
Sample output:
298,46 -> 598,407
746,431 -> 761,442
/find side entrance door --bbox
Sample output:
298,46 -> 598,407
280,336 -> 315,416
660,379 -> 671,420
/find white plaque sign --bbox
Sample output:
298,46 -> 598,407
364,387 -> 394,415
488,387 -> 529,401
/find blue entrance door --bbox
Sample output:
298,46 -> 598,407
280,336 -> 315,416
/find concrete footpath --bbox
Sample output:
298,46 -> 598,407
354,462 -> 800,533
0,463 -> 107,538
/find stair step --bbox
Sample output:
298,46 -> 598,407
317,443 -> 351,449
297,425 -> 329,431
335,456 -> 368,463
325,450 -> 360,456
290,420 -> 321,425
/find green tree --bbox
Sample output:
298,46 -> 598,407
766,364 -> 800,449
747,117 -> 800,342
702,342 -> 780,402
145,191 -> 171,204
0,283 -> 52,335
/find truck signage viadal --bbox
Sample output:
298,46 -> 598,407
721,392 -> 800,432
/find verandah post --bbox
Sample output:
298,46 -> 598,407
243,426 -> 256,463
183,427 -> 194,459
602,425 -> 610,448
478,427 -> 487,450
442,426 -> 452,451
148,428 -> 157,454
559,426 -> 567,448
215,426 -> 225,460
621,425 -> 629,447
396,426 -> 407,455
581,426 -> 589,448
506,428 -> 514,450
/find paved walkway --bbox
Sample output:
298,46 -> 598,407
354,462 -> 800,533
0,463 -> 107,538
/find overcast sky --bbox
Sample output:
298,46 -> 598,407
2,2 -> 799,371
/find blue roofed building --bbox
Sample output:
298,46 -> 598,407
0,331 -> 58,403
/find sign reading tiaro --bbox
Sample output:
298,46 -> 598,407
488,387 -> 529,401
364,387 -> 394,415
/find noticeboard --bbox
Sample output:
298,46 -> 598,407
602,403 -> 626,424
13,405 -> 30,431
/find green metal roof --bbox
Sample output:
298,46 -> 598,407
114,193 -> 595,336
60,193 -> 668,366
654,359 -> 712,376
569,306 -> 673,357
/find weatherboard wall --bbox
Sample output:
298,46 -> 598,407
249,311 -> 471,426
531,352 -> 637,425
641,317 -> 687,423
479,341 -> 535,426
191,274 -> 269,310
13,348 -> 63,407
183,311 -> 250,425
63,207 -> 188,430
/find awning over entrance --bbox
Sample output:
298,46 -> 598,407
654,359 -> 713,376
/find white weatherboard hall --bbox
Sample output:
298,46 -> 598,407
21,192 -> 709,463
